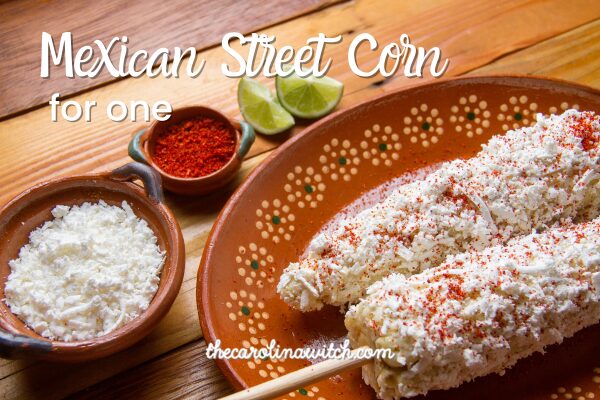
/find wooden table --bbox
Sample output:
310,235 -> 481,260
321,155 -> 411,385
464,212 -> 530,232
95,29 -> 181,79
0,0 -> 599,398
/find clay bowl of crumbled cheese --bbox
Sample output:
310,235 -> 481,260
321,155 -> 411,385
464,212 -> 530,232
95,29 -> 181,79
0,162 -> 184,362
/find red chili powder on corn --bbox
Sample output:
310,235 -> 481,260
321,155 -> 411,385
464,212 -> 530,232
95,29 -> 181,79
153,117 -> 236,178
570,112 -> 598,152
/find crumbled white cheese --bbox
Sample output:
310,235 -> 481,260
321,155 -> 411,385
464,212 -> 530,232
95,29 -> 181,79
278,110 -> 600,311
4,201 -> 165,342
345,218 -> 600,400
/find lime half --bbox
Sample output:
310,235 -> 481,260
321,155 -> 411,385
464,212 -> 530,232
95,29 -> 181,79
238,77 -> 295,135
276,71 -> 344,119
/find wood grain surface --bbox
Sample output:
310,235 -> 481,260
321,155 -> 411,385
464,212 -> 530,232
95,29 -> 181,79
70,340 -> 234,400
66,18 -> 600,400
0,0 -> 599,399
0,0 -> 340,119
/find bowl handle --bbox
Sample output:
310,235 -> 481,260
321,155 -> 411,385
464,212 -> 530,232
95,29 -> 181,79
0,330 -> 52,359
111,162 -> 165,203
236,121 -> 255,159
128,129 -> 150,164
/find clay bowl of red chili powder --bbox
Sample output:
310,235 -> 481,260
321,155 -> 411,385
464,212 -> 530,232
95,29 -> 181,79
129,106 -> 255,195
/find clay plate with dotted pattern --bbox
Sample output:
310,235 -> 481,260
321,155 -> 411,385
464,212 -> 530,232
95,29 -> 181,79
198,76 -> 600,400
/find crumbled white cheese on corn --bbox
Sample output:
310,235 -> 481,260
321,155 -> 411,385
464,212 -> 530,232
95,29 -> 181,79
4,201 -> 165,342
345,217 -> 600,399
278,110 -> 600,311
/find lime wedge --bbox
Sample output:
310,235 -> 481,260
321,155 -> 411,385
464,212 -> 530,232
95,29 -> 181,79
276,71 -> 344,119
238,77 -> 295,135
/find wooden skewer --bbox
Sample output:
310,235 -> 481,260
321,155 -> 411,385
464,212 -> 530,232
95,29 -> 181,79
218,346 -> 372,400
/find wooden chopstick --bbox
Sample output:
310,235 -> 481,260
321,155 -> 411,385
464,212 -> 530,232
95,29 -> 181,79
218,346 -> 372,400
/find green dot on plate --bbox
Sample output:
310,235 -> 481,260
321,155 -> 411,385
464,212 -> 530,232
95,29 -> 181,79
298,388 -> 308,396
250,260 -> 259,270
338,157 -> 347,165
379,143 -> 387,151
466,112 -> 475,120
421,122 -> 430,130
304,184 -> 314,193
241,306 -> 250,316
272,215 -> 281,224
514,112 -> 522,121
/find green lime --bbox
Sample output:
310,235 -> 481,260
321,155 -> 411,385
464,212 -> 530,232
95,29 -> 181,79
238,77 -> 295,135
275,70 -> 344,119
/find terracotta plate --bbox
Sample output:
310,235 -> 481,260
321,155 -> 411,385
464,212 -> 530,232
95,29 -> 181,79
198,76 -> 600,400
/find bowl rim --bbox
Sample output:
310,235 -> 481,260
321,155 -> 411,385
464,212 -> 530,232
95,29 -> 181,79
196,74 -> 600,389
0,163 -> 185,361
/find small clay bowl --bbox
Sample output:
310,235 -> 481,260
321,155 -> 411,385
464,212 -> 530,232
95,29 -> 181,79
128,106 -> 255,195
0,162 -> 185,362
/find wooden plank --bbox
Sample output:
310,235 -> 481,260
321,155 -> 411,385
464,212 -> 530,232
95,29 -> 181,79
1,0 -> 599,209
69,340 -> 233,400
0,0 -> 341,119
1,1 -> 600,399
474,19 -> 600,86
66,18 -> 600,400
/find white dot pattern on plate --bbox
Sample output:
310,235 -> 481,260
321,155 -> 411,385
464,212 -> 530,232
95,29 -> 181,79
549,101 -> 580,115
450,95 -> 490,138
236,244 -> 276,289
547,367 -> 599,399
255,199 -> 295,242
361,123 -> 403,166
401,104 -> 443,147
224,290 -> 265,332
284,166 -> 326,209
320,138 -> 360,182
282,385 -> 322,399
497,95 -> 540,130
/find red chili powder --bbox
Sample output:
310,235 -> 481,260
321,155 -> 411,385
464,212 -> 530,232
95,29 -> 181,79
571,112 -> 598,152
153,117 -> 236,178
